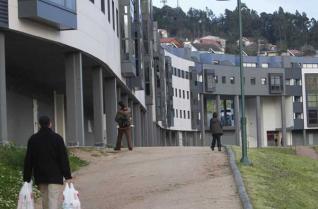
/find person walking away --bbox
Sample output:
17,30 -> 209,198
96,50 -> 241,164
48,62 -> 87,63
114,101 -> 133,151
23,116 -> 72,209
210,112 -> 223,151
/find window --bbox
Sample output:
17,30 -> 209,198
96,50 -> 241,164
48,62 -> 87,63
172,109 -> 175,118
261,78 -> 267,85
214,76 -> 218,84
270,75 -> 282,93
261,63 -> 269,68
294,113 -> 303,119
186,72 -> 189,79
187,91 -> 189,99
178,69 -> 181,77
184,110 -> 186,119
107,0 -> 110,22
180,110 -> 182,118
303,64 -> 318,68
183,90 -> 185,99
101,0 -> 105,13
181,70 -> 185,78
230,77 -> 235,84
250,77 -> 256,85
295,79 -> 302,86
179,89 -> 181,98
116,9 -> 119,37
90,0 -> 94,3
175,88 -> 177,97
188,111 -> 190,119
243,63 -> 257,68
112,1 -> 115,30
174,68 -> 176,76
222,76 -> 226,84
294,96 -> 302,102
176,109 -> 178,118
307,93 -> 318,108
308,110 -> 318,125
286,79 -> 292,85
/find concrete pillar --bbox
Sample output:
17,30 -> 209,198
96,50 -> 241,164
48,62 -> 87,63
146,107 -> 154,146
141,110 -> 146,146
129,100 -> 135,147
168,131 -> 172,146
0,33 -> 7,144
133,103 -> 142,147
65,52 -> 85,146
281,96 -> 287,146
303,129 -> 307,145
104,78 -> 118,147
234,95 -> 240,146
256,96 -> 263,148
200,94 -> 205,146
216,95 -> 221,116
92,67 -> 105,146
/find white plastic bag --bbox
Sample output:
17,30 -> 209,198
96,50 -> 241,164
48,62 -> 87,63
17,181 -> 35,209
63,183 -> 81,209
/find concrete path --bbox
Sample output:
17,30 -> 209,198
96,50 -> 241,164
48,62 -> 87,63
72,147 -> 242,209
296,146 -> 318,160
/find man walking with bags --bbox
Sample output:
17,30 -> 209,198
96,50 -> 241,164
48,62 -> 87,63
23,116 -> 72,209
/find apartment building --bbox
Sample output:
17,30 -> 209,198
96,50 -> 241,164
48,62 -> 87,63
0,0 -> 151,147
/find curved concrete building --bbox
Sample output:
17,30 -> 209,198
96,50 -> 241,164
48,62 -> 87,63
0,0 -> 148,146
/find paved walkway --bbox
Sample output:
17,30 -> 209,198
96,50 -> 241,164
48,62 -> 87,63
71,147 -> 242,209
296,146 -> 318,160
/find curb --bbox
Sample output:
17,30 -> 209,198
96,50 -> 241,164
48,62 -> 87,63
225,146 -> 253,209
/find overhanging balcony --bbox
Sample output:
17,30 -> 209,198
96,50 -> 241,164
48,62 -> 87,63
18,0 -> 77,30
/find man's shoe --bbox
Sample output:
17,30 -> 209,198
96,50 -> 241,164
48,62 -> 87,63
114,148 -> 121,151
210,146 -> 214,151
218,148 -> 221,152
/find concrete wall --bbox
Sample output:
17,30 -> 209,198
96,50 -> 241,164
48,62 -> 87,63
246,97 -> 257,147
8,0 -> 122,81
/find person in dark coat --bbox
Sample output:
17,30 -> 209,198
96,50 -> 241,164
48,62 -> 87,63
23,116 -> 72,209
210,112 -> 223,151
114,101 -> 133,151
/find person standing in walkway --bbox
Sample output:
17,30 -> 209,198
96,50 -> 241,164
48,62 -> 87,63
210,112 -> 223,151
114,101 -> 133,151
23,116 -> 72,209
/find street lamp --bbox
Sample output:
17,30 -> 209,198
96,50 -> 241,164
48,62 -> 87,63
216,0 -> 251,165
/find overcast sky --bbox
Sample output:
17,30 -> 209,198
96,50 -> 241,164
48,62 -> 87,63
153,0 -> 318,19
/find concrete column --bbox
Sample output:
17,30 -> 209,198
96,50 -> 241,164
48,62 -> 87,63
256,96 -> 263,148
200,94 -> 205,146
65,52 -> 85,146
216,95 -> 221,116
104,78 -> 118,147
234,95 -> 240,146
168,131 -> 172,146
303,129 -> 307,145
141,110 -> 146,146
281,96 -> 287,146
146,106 -> 154,146
128,100 -> 135,147
133,103 -> 142,147
92,67 -> 105,146
0,33 -> 7,144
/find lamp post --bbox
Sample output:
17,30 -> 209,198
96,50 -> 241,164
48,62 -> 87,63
216,0 -> 251,165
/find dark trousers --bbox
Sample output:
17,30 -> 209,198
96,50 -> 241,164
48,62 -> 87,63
211,134 -> 222,150
115,127 -> 132,150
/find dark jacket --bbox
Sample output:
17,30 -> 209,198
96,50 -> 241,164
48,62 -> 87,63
23,128 -> 72,185
210,118 -> 223,135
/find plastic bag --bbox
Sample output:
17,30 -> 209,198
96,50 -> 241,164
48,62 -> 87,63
62,183 -> 81,209
17,181 -> 35,209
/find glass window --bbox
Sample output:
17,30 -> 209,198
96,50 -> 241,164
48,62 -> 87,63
230,77 -> 235,84
261,63 -> 269,68
294,96 -> 302,102
186,72 -> 189,79
261,78 -> 267,85
176,109 -> 178,118
184,110 -> 186,119
187,91 -> 189,99
214,76 -> 218,84
116,9 -> 119,37
308,110 -> 318,124
178,69 -> 181,77
47,0 -> 76,11
175,88 -> 177,97
180,110 -> 182,118
251,77 -> 256,85
107,0 -> 110,22
179,89 -> 181,98
206,75 -> 214,89
101,0 -> 105,13
222,76 -> 226,84
183,90 -> 185,99
181,71 -> 185,78
188,111 -> 190,119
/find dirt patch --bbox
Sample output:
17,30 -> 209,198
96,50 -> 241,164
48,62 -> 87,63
296,146 -> 318,160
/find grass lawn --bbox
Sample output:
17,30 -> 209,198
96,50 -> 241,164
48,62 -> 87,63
0,145 -> 88,209
232,146 -> 318,209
